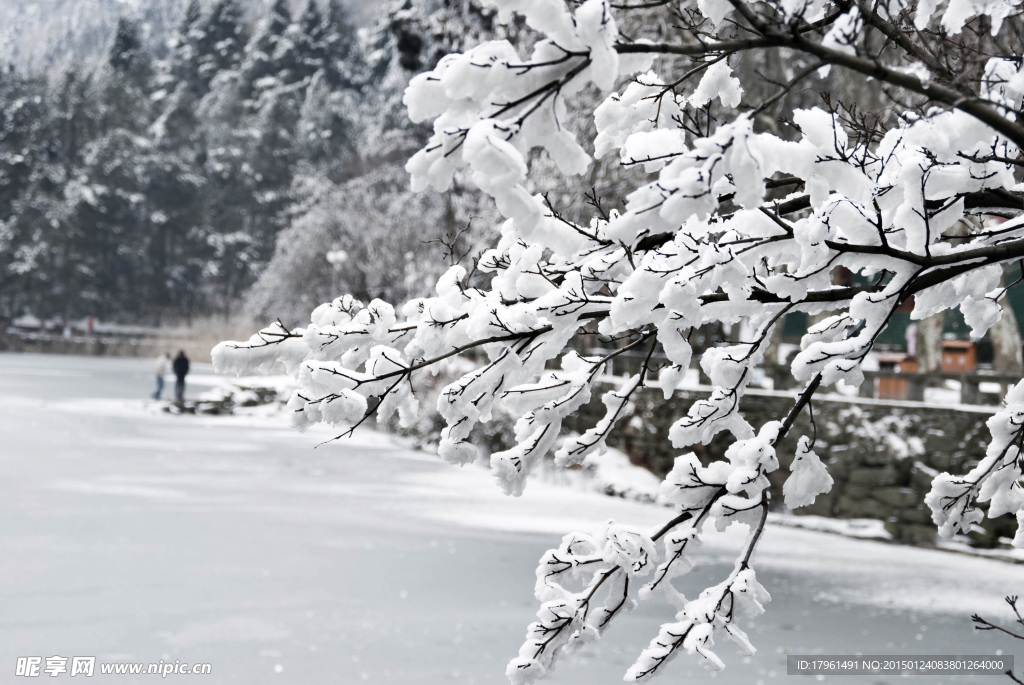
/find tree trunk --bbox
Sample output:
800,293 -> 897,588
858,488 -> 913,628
916,313 -> 945,372
990,305 -> 1023,374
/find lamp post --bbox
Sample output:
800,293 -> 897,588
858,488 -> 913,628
326,249 -> 348,298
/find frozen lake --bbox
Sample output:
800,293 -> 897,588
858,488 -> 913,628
0,352 -> 1019,684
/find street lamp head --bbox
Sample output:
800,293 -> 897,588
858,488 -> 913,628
326,249 -> 348,267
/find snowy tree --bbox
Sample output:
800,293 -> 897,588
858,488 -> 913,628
164,0 -> 206,98
355,0 -> 528,164
0,0 -> 381,322
195,0 -> 248,88
293,69 -> 361,182
248,0 -> 516,324
194,69 -> 258,313
140,140 -> 209,321
107,17 -> 150,84
245,83 -> 301,261
320,0 -> 362,89
241,0 -> 295,97
217,0 -> 1024,681
0,67 -> 62,319
246,164 -> 497,325
293,1 -> 327,85
97,18 -> 154,135
63,129 -> 154,320
0,0 -> 191,74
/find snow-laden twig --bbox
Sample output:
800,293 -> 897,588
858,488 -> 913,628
216,0 -> 1024,680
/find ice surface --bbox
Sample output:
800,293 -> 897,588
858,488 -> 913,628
0,353 -> 1020,685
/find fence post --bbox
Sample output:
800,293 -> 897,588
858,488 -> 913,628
907,376 -> 926,401
859,373 -> 876,398
961,377 -> 980,405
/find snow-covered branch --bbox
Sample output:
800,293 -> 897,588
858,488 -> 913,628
216,0 -> 1024,681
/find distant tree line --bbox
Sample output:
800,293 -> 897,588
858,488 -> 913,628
0,0 -> 508,325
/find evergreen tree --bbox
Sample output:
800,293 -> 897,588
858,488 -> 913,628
0,67 -> 60,319
156,0 -> 206,159
51,69 -> 98,173
321,0 -> 360,88
245,83 -> 301,270
0,67 -> 47,219
139,150 -> 208,321
294,69 -> 359,182
196,0 -> 247,87
166,0 -> 204,96
97,17 -> 152,134
195,69 -> 258,314
179,0 -> 202,39
294,1 -> 326,85
108,17 -> 149,82
64,131 -> 152,320
241,0 -> 293,97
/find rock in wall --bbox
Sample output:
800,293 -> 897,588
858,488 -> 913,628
566,384 -> 1015,546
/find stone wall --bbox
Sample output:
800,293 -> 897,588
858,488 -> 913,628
566,384 -> 1015,546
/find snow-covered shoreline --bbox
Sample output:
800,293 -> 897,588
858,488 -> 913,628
6,352 -> 1021,685
53,383 -> 1024,570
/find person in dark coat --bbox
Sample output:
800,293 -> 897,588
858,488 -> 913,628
172,350 -> 190,402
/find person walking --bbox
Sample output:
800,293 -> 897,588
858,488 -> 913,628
152,352 -> 170,400
172,350 -> 190,402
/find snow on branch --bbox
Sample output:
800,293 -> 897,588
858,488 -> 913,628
216,0 -> 1024,681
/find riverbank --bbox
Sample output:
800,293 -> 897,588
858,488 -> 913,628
1,316 -> 260,363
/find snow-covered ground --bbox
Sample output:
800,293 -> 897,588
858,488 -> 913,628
1,353 -> 1020,684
